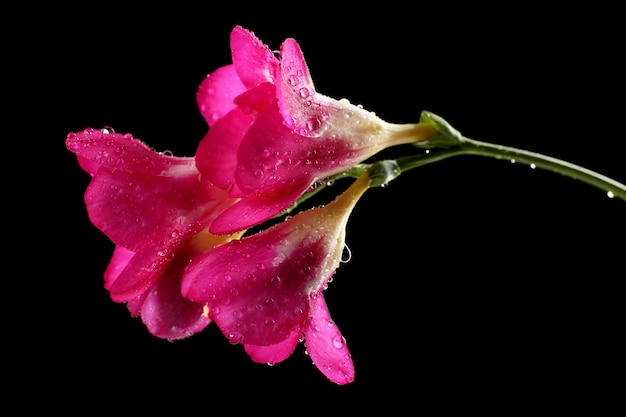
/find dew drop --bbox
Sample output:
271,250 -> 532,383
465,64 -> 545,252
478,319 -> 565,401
332,335 -> 345,349
607,191 -> 615,198
306,118 -> 321,131
341,244 -> 352,263
284,116 -> 296,128
227,332 -> 243,345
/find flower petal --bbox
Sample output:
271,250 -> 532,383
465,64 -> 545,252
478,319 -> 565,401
233,82 -> 276,116
234,102 -> 360,196
139,264 -> 211,341
244,329 -> 301,365
103,245 -> 135,290
209,184 -> 309,235
182,234 -> 310,346
106,241 -> 175,302
196,64 -> 247,127
196,108 -> 253,192
230,25 -> 278,88
195,84 -> 278,196
304,295 -> 354,385
84,158 -> 231,251
185,174 -> 370,349
233,103 -> 308,194
66,128 -> 192,176
103,246 -> 146,315
273,37 -> 329,136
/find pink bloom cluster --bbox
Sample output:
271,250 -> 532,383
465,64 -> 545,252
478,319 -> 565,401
66,25 -> 429,384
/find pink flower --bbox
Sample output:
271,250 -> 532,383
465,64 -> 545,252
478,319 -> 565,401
66,128 -> 240,339
196,25 -> 434,234
181,173 -> 371,385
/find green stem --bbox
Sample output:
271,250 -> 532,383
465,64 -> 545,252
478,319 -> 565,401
396,137 -> 626,202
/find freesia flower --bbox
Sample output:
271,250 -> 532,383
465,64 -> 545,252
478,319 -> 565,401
66,127 -> 240,339
181,172 -> 372,385
196,25 -> 436,234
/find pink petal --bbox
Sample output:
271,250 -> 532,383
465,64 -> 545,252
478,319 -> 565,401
233,82 -> 277,117
139,263 -> 211,341
84,161 -> 231,251
106,241 -> 176,302
76,154 -> 100,176
304,295 -> 354,385
230,26 -> 278,88
209,183 -> 309,235
103,246 -> 146,315
126,294 -> 146,318
195,109 -> 253,192
103,245 -> 135,289
107,225 -> 241,303
69,127 -> 236,253
273,37 -> 330,136
234,103 -> 358,195
244,329 -> 301,365
185,175 -> 369,347
66,128 -> 193,176
196,64 -> 247,127
182,230 -> 316,346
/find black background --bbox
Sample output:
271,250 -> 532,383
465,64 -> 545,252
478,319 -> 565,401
14,3 -> 624,412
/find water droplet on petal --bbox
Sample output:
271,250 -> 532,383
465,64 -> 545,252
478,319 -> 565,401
332,335 -> 345,349
227,332 -> 243,345
306,118 -> 321,132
